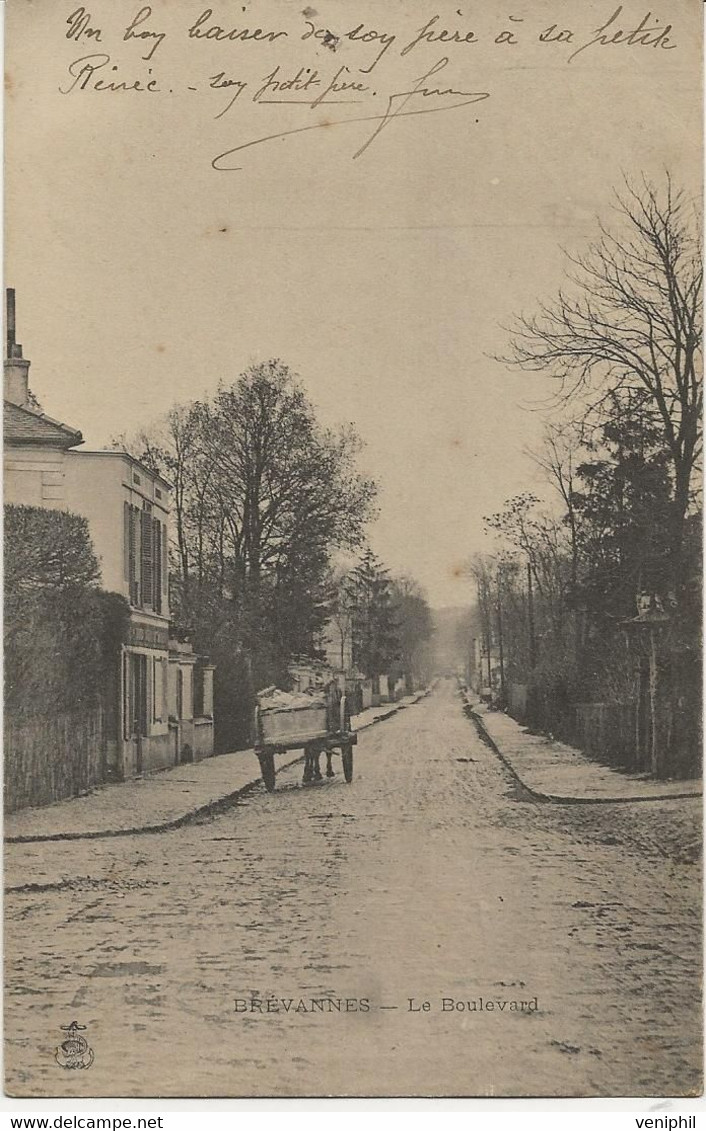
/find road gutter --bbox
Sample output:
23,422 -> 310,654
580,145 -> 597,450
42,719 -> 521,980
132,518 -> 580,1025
461,688 -> 702,806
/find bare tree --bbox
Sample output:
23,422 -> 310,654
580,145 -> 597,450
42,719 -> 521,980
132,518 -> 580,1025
326,566 -> 358,670
467,553 -> 495,693
113,403 -> 215,603
526,422 -> 582,592
390,574 -> 433,687
503,176 -> 702,598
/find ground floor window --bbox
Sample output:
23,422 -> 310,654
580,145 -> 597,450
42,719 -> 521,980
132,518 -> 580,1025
153,656 -> 169,722
123,652 -> 148,740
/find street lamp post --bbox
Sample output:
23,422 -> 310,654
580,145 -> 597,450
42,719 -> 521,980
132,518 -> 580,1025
621,594 -> 671,778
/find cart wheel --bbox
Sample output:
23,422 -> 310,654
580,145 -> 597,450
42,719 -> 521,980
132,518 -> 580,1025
342,744 -> 354,783
259,750 -> 276,793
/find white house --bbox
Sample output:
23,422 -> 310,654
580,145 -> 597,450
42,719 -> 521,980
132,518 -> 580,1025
4,289 -> 214,779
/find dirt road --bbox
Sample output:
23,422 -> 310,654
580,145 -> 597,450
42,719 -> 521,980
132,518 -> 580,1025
5,680 -> 701,1097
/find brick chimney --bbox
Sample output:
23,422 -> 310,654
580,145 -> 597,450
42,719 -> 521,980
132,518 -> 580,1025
4,288 -> 31,406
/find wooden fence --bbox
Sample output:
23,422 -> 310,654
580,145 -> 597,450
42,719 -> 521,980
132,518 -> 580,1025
573,701 -> 639,771
4,705 -> 108,813
507,684 -> 640,771
508,683 -> 528,721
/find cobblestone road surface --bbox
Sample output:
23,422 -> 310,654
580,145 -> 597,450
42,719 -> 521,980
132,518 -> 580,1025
5,680 -> 702,1097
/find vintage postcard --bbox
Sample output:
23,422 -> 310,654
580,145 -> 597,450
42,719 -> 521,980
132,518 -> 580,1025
3,0 -> 703,1099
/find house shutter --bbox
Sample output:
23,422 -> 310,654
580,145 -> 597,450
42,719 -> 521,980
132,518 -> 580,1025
129,505 -> 139,605
152,518 -> 162,613
123,502 -> 131,581
162,522 -> 169,606
141,508 -> 153,608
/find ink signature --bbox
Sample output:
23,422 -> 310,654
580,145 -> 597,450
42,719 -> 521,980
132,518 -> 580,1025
212,58 -> 489,170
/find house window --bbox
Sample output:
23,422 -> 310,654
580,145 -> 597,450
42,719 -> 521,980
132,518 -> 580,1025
193,663 -> 205,718
126,500 -> 167,613
124,653 -> 148,739
176,668 -> 183,721
125,500 -> 161,610
133,472 -> 141,485
153,657 -> 164,722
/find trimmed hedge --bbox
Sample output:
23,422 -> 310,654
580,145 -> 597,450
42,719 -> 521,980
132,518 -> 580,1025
5,505 -> 131,809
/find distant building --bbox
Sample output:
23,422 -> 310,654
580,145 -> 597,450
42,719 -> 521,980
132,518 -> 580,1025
4,289 -> 214,780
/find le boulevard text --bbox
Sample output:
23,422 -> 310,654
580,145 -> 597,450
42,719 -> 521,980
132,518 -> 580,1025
234,994 -> 540,1015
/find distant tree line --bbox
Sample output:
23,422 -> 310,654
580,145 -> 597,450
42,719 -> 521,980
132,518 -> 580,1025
329,548 -> 434,689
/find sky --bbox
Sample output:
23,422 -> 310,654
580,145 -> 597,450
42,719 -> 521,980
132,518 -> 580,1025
5,0 -> 702,606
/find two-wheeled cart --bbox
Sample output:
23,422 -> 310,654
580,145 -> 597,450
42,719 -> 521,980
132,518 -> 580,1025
252,687 -> 357,793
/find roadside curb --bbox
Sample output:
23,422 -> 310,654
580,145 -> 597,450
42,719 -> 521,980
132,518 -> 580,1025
5,689 -> 431,845
3,750 -> 306,846
460,689 -> 702,806
460,693 -> 548,804
361,686 -> 431,728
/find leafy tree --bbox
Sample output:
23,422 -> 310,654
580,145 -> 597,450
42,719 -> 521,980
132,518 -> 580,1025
571,389 -> 674,622
115,360 -> 378,734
